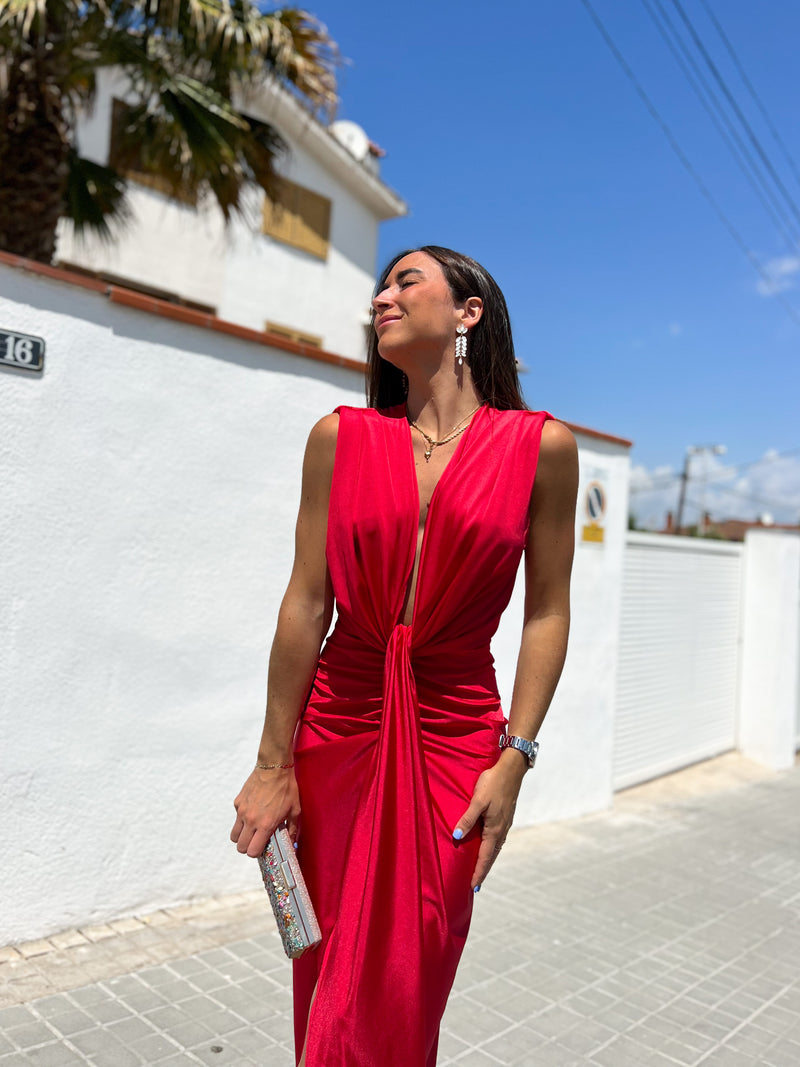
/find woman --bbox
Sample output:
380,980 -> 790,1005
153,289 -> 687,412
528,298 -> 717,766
231,246 -> 578,1066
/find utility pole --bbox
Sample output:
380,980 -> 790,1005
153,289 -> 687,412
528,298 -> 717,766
675,444 -> 727,534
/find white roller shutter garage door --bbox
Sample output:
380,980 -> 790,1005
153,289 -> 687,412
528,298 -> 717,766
614,533 -> 743,789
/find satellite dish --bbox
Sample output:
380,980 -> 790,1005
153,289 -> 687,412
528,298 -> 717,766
330,121 -> 370,163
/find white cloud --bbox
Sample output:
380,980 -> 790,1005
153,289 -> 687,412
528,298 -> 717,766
629,450 -> 800,530
756,255 -> 800,296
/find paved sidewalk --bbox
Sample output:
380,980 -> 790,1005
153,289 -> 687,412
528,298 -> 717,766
1,753 -> 799,1066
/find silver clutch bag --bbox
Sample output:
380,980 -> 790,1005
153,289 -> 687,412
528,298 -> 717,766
258,826 -> 322,959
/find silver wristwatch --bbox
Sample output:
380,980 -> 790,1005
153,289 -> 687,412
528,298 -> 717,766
498,734 -> 539,769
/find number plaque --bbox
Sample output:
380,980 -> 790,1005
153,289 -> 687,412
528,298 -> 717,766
0,328 -> 45,372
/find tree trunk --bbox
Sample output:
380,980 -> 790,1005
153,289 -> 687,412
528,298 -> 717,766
0,54 -> 71,263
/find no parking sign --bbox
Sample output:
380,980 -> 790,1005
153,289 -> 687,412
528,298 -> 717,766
582,480 -> 606,544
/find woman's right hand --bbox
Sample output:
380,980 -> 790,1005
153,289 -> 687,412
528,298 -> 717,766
230,767 -> 301,858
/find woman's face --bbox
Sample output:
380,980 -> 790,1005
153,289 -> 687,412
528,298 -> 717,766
371,252 -> 460,361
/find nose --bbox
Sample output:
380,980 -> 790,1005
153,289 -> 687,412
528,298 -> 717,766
371,286 -> 392,313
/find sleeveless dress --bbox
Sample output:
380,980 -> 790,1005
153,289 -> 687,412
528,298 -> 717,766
292,403 -> 551,1066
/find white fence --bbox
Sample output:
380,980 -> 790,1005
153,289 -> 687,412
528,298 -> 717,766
616,530 -> 800,790
614,533 -> 743,789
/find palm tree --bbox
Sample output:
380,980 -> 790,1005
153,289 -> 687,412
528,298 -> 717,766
0,1 -> 338,263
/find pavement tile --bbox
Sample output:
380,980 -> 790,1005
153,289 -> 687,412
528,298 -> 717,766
164,1019 -> 217,1050
590,1034 -> 664,1067
24,1044 -> 85,1066
88,1046 -> 144,1067
40,1008 -> 93,1039
82,998 -> 135,1026
0,1005 -> 37,1029
66,1028 -> 135,1060
27,996 -> 73,1020
5,1020 -> 58,1051
105,1015 -> 157,1044
129,1032 -> 182,1062
15,942 -> 54,961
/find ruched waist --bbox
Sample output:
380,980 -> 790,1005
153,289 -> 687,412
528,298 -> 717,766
302,621 -> 504,735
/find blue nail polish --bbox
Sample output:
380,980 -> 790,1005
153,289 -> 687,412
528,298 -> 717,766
293,842 -> 299,850
473,885 -> 481,893
452,828 -> 463,841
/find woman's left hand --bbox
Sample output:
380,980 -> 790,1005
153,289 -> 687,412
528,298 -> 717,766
452,752 -> 527,891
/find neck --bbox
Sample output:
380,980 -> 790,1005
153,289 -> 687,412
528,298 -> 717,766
405,368 -> 483,438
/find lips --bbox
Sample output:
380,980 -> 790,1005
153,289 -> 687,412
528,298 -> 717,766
376,315 -> 401,331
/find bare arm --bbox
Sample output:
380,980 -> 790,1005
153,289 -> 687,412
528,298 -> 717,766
230,413 -> 338,858
453,419 -> 579,887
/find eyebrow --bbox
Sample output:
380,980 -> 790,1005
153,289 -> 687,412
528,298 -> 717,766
395,268 -> 424,282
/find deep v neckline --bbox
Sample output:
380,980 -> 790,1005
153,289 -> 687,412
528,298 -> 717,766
398,404 -> 485,628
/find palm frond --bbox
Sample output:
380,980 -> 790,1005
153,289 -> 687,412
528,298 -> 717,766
64,149 -> 131,239
112,74 -> 266,216
251,8 -> 339,117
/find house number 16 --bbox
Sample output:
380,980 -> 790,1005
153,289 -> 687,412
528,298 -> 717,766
0,329 -> 45,372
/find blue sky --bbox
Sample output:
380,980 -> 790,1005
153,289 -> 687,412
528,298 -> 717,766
318,0 -> 800,528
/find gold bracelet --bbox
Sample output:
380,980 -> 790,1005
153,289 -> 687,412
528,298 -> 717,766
255,760 -> 294,771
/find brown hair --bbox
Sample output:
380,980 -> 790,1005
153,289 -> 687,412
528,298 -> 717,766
366,245 -> 527,411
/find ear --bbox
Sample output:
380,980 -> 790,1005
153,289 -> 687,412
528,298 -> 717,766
459,296 -> 483,330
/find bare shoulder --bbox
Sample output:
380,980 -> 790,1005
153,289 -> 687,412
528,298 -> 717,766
540,418 -> 578,463
304,412 -> 340,472
308,411 -> 340,448
531,419 -> 578,517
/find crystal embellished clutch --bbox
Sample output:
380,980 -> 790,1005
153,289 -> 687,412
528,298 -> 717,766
258,827 -> 321,959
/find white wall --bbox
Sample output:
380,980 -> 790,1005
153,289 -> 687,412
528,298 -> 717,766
57,69 -> 387,360
738,530 -> 800,769
493,438 -> 630,824
0,264 -> 629,944
0,265 -> 364,946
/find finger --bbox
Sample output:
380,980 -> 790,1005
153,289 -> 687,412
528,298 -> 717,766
236,823 -> 257,854
452,797 -> 487,842
286,810 -> 300,843
230,815 -> 244,843
473,836 -> 503,887
471,832 -> 507,890
246,826 -> 272,859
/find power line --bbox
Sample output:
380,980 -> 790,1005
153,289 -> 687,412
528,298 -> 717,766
641,0 -> 800,251
578,0 -> 800,328
698,0 -> 800,196
669,0 -> 800,232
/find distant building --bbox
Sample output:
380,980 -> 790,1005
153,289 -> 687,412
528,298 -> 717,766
56,71 -> 407,361
661,511 -> 800,541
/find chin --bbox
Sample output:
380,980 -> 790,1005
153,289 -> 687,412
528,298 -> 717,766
377,342 -> 407,371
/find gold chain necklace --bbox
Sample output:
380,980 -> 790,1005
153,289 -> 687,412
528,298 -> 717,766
408,403 -> 482,462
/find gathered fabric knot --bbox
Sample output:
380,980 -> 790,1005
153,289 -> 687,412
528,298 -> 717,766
383,622 -> 415,709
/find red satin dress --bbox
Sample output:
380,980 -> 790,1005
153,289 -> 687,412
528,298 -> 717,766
292,403 -> 551,1066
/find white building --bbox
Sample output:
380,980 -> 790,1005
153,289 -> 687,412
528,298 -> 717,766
56,70 -> 407,361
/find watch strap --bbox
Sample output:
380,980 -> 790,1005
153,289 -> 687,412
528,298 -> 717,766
498,734 -> 539,768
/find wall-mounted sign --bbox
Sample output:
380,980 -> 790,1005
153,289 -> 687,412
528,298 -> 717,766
582,480 -> 606,544
0,328 -> 45,373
